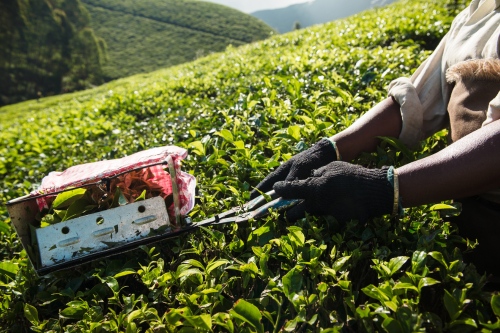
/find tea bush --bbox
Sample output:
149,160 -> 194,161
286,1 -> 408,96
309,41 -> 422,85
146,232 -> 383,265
2,0 -> 499,332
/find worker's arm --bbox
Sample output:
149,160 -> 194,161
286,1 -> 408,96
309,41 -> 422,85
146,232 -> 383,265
398,119 -> 500,207
251,97 -> 403,198
331,97 -> 402,162
273,119 -> 500,221
331,96 -> 500,207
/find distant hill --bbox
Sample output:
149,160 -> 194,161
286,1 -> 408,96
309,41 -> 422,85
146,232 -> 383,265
0,0 -> 106,106
81,0 -> 275,80
252,0 -> 398,33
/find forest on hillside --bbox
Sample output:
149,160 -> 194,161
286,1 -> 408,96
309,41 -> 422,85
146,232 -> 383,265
0,0 -> 106,106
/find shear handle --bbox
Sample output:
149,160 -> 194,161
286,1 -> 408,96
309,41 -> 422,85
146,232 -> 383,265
243,190 -> 280,211
195,190 -> 293,226
241,196 -> 302,221
214,196 -> 301,224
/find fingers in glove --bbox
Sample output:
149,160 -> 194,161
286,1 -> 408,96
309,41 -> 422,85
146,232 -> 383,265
250,163 -> 292,199
283,201 -> 307,222
285,141 -> 336,181
285,161 -> 311,181
273,178 -> 313,200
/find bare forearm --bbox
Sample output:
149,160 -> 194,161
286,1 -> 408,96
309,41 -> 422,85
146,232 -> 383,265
398,120 -> 500,207
331,97 -> 402,162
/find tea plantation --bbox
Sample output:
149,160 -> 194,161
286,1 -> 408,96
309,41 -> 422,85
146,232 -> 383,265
80,0 -> 275,80
1,0 -> 499,331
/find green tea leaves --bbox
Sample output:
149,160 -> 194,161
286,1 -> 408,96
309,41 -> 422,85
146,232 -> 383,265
230,299 -> 264,333
0,261 -> 19,279
283,266 -> 304,300
52,188 -> 86,209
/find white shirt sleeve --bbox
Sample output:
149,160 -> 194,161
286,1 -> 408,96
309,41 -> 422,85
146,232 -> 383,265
387,0 -> 500,147
483,92 -> 500,126
388,35 -> 449,147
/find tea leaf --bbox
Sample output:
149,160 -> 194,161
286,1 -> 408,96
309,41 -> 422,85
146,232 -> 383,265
135,190 -> 147,201
230,299 -> 264,333
283,266 -> 303,299
213,312 -> 234,333
491,294 -> 500,317
183,314 -> 212,331
182,259 -> 205,271
0,261 -> 19,279
0,221 -> 10,234
111,187 -> 128,208
52,188 -> 87,209
382,317 -> 404,333
448,318 -> 477,329
418,277 -> 440,291
393,282 -> 418,292
287,125 -> 301,141
287,226 -> 305,248
103,276 -> 120,293
443,290 -> 460,320
362,284 -> 390,302
206,259 -> 229,275
60,301 -> 88,320
177,268 -> 204,279
62,197 -> 93,221
188,141 -> 206,156
215,129 -> 234,142
388,256 -> 409,275
114,269 -> 137,278
332,255 -> 351,272
428,251 -> 448,269
24,304 -> 39,325
429,204 -> 457,211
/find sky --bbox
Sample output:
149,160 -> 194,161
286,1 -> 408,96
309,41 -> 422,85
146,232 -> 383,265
201,0 -> 310,13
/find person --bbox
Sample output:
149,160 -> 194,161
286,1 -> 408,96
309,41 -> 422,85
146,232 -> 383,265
252,0 -> 500,277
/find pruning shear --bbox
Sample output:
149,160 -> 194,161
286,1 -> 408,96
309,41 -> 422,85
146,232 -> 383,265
191,190 -> 302,228
23,190 -> 300,275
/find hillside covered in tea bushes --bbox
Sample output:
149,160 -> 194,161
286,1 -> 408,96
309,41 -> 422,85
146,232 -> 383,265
2,0 -> 500,331
81,0 -> 275,80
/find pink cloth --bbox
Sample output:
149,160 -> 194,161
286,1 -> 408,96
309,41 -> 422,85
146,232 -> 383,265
32,146 -> 196,216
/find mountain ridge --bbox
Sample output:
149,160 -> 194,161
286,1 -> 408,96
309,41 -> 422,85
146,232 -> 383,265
251,0 -> 398,33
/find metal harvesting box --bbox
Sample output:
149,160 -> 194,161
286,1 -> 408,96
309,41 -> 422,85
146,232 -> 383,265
6,147 -> 196,275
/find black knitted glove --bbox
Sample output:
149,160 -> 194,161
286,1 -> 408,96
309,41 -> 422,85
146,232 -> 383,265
251,138 -> 337,199
273,161 -> 394,222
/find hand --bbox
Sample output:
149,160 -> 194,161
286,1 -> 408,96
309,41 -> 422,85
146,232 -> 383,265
273,161 -> 394,222
251,138 -> 337,199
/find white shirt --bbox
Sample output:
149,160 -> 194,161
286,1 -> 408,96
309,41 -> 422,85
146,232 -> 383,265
388,0 -> 500,147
